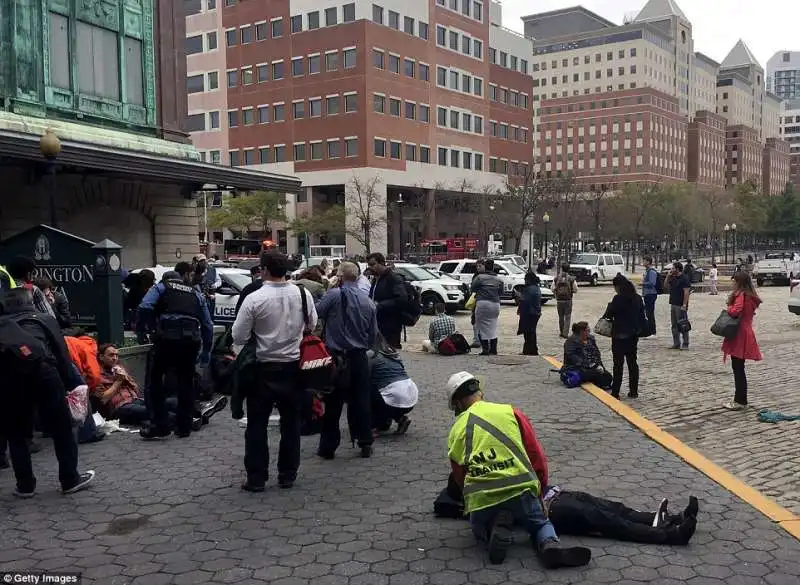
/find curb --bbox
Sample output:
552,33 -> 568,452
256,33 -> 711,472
542,355 -> 800,541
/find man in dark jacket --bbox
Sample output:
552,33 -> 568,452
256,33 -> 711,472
563,322 -> 612,389
367,253 -> 407,349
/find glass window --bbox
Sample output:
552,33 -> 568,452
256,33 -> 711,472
240,26 -> 252,43
325,52 -> 339,71
437,107 -> 447,125
438,147 -> 447,166
373,94 -> 385,113
325,7 -> 337,26
185,0 -> 202,15
187,74 -> 205,93
209,110 -> 220,128
419,22 -> 428,40
473,39 -> 482,59
345,138 -> 358,156
389,98 -> 400,116
308,11 -> 320,29
419,146 -> 430,163
327,140 -> 340,158
207,0 -> 217,9
186,35 -> 203,55
273,103 -> 285,121
389,54 -> 400,73
209,150 -> 221,164
227,70 -> 237,87
241,67 -> 253,85
343,3 -> 356,22
291,15 -> 302,33
374,138 -> 386,157
274,145 -> 286,162
450,70 -> 459,89
390,141 -> 401,159
389,11 -> 399,29
257,106 -> 269,123
225,29 -> 236,46
437,26 -> 446,46
450,110 -> 459,128
229,151 -> 240,166
243,150 -> 254,165
309,54 -> 321,74
228,110 -> 238,127
474,78 -> 482,96
272,61 -> 284,79
292,58 -> 304,76
186,113 -> 205,132
373,50 -> 384,69
271,19 -> 283,37
259,147 -> 271,164
49,13 -> 70,89
406,144 -> 416,161
372,4 -> 383,24
463,152 -> 472,169
345,94 -> 357,111
420,104 -> 429,122
254,22 -> 266,40
77,22 -> 120,100
462,35 -> 471,55
292,101 -> 305,118
257,65 -> 268,82
311,142 -> 323,160
294,143 -> 306,161
404,16 -> 414,34
309,98 -> 321,116
242,109 -> 253,125
405,102 -> 415,119
473,1 -> 482,20
207,70 -> 219,89
344,48 -> 356,68
449,31 -> 458,50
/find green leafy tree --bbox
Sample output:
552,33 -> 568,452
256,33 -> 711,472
206,191 -> 286,237
288,205 -> 347,239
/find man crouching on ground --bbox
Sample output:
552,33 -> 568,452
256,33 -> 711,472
446,371 -> 592,568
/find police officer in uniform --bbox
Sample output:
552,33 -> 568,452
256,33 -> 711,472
137,263 -> 214,439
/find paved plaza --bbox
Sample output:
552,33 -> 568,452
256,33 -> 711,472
409,282 -> 800,516
2,350 -> 800,583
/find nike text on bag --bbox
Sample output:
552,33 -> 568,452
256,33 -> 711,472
297,285 -> 336,393
400,278 -> 422,327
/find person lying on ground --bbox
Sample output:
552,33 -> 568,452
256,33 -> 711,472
369,345 -> 417,435
446,371 -> 591,569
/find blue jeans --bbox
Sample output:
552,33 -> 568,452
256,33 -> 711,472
469,490 -> 558,549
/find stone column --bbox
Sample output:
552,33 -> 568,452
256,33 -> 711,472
345,178 -> 387,256
424,189 -> 437,239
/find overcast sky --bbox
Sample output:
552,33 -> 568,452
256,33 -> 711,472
500,0 -> 796,69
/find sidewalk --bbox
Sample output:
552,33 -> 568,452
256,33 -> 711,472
0,354 -> 799,584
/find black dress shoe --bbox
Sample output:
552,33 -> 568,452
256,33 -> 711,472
360,445 -> 373,458
140,425 -> 171,440
241,481 -> 265,493
317,449 -> 335,460
278,476 -> 296,489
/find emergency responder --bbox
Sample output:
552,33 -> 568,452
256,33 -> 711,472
446,371 -> 592,568
0,264 -> 16,291
136,263 -> 214,439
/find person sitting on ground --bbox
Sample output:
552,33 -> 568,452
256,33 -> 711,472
94,344 -> 226,427
446,371 -> 592,568
35,277 -> 72,329
436,475 -> 699,546
64,333 -> 106,444
563,321 -> 613,389
422,302 -> 457,353
369,343 -> 417,435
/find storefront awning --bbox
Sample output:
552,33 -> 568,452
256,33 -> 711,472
0,129 -> 301,194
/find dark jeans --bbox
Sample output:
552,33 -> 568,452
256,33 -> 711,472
580,367 -> 613,389
643,294 -> 657,336
371,390 -> 412,430
670,305 -> 690,347
2,362 -> 80,492
731,357 -> 748,405
244,361 -> 301,485
115,397 -> 178,426
557,300 -> 573,337
549,490 -> 670,544
320,349 -> 372,453
611,337 -> 639,396
470,490 -> 557,549
522,315 -> 540,355
379,320 -> 403,350
147,340 -> 199,434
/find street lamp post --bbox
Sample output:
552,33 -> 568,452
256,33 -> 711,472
39,129 -> 61,228
543,212 -> 550,260
527,222 -> 534,270
724,224 -> 730,264
396,193 -> 404,260
488,204 -> 495,255
731,223 -> 737,264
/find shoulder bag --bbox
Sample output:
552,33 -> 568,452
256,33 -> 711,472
710,309 -> 740,340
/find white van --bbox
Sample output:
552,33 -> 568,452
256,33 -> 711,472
567,253 -> 626,286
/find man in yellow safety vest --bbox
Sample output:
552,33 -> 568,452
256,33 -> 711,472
447,371 -> 592,568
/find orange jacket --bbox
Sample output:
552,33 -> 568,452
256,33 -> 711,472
64,336 -> 102,391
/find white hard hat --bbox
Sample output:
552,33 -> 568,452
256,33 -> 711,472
447,371 -> 477,394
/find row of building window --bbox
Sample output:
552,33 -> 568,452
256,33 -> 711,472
373,95 -> 431,123
488,121 -> 528,143
291,4 -> 357,33
435,106 -> 484,136
225,93 -> 359,128
435,24 -> 483,62
224,18 -> 284,46
487,83 -> 529,109
218,49 -> 357,89
488,47 -> 529,75
535,65 -> 638,87
372,49 -> 431,81
371,4 -> 430,40
534,82 -> 640,102
230,138 -> 359,166
184,0 -> 217,16
435,0 -> 484,24
534,48 -> 638,72
435,65 -> 484,98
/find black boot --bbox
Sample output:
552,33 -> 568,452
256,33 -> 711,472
487,510 -> 514,564
479,340 -> 490,355
538,538 -> 592,569
489,339 -> 498,355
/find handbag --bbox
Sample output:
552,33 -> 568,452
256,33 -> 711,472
677,310 -> 692,334
464,293 -> 477,311
594,317 -> 612,337
298,285 -> 336,394
710,309 -> 740,339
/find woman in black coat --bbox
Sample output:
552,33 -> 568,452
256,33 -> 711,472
601,274 -> 645,399
517,272 -> 542,356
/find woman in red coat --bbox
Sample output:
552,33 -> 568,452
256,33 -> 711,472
721,272 -> 762,410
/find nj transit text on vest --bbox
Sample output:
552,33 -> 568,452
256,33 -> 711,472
468,448 -> 517,478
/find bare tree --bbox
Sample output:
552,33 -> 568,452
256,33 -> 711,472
587,184 -> 611,249
547,174 -> 581,271
345,174 -> 386,254
493,167 -> 551,256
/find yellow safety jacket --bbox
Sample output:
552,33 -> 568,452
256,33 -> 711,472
0,266 -> 16,290
448,400 -> 541,514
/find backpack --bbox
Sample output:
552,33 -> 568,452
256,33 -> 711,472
298,285 -> 336,393
443,332 -> 470,355
399,278 -> 422,327
559,367 -> 582,388
651,269 -> 665,295
0,313 -> 48,376
554,275 -> 572,301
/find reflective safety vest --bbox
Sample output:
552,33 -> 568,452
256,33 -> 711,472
447,401 -> 541,514
0,266 -> 17,290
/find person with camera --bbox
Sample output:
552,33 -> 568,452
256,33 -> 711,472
665,261 -> 691,350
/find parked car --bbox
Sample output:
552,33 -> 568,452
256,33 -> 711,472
130,265 -> 252,325
390,263 -> 466,314
789,279 -> 800,315
493,254 -> 527,269
436,258 -> 554,304
568,253 -> 626,286
755,251 -> 799,286
659,261 -> 705,284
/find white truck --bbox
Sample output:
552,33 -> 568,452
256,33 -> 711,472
754,252 -> 800,286
436,259 -> 554,304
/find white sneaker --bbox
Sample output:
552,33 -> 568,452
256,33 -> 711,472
722,401 -> 747,411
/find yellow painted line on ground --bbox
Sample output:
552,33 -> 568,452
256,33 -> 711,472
543,355 -> 800,539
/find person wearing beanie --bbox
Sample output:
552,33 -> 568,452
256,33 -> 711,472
446,371 -> 591,568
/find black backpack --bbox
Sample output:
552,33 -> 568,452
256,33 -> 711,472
0,313 -> 48,375
400,278 -> 422,327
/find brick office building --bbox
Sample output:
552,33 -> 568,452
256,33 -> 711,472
762,137 -> 791,195
186,0 -> 535,254
688,110 -> 727,189
725,125 -> 763,188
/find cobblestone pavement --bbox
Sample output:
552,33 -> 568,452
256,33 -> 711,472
2,353 -> 800,584
408,282 -> 800,516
